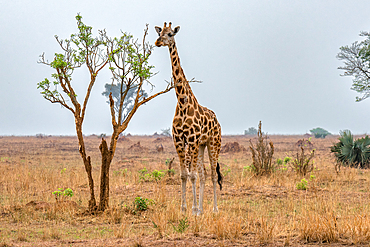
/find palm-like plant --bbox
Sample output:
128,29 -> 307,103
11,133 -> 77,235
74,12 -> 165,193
331,130 -> 370,168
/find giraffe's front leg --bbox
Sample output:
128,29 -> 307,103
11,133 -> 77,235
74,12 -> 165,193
189,145 -> 202,216
189,170 -> 199,215
173,134 -> 187,213
180,167 -> 188,213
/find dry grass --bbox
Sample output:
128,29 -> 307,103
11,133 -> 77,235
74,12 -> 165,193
1,135 -> 370,246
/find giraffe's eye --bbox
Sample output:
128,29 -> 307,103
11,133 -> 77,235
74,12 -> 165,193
168,33 -> 173,37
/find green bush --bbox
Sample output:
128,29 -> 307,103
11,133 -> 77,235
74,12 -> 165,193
244,127 -> 258,135
330,130 -> 370,168
310,127 -> 331,138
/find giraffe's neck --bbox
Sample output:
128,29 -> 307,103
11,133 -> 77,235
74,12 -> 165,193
168,43 -> 198,107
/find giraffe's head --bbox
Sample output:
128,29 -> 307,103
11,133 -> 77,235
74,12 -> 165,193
155,22 -> 180,47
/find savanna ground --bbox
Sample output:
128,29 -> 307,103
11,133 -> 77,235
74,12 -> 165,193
1,134 -> 370,246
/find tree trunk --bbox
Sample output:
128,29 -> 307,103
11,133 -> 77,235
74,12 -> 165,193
84,156 -> 97,211
98,138 -> 113,211
76,120 -> 97,212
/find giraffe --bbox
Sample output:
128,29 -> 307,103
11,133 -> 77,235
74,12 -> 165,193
155,22 -> 223,215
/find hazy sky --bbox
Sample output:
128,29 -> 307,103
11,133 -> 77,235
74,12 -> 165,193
1,0 -> 370,135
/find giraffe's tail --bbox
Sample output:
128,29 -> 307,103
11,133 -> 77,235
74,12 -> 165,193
216,162 -> 223,190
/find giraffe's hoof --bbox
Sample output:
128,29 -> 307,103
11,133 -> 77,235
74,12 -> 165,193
213,206 -> 219,213
181,206 -> 187,213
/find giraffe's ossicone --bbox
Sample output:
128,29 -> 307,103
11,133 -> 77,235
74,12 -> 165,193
155,22 -> 223,215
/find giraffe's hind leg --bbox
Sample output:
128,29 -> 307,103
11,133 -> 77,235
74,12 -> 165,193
189,148 -> 198,215
197,144 -> 206,215
208,140 -> 222,213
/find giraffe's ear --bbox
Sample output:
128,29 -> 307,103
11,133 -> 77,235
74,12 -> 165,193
173,26 -> 180,34
155,26 -> 162,36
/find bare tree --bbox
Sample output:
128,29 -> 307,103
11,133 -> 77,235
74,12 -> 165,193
97,25 -> 173,210
38,15 -> 173,212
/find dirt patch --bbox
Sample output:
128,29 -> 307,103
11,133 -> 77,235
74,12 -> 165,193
221,142 -> 247,153
25,201 -> 52,210
25,200 -> 80,211
6,235 -> 256,247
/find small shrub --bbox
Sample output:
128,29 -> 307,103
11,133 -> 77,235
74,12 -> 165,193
249,121 -> 275,176
296,178 -> 308,190
291,145 -> 315,176
276,156 -> 291,171
63,188 -> 74,197
133,197 -> 153,213
138,168 -> 166,182
151,170 -> 165,182
52,188 -> 74,201
167,168 -> 175,176
60,168 -> 67,174
165,157 -> 175,177
125,197 -> 153,215
284,156 -> 292,163
138,168 -> 148,181
52,188 -> 64,198
134,197 -> 149,211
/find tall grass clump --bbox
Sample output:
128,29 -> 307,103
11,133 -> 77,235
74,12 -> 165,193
298,211 -> 338,243
249,121 -> 275,176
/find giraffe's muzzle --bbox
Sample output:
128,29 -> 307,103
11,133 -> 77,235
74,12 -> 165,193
155,39 -> 163,47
